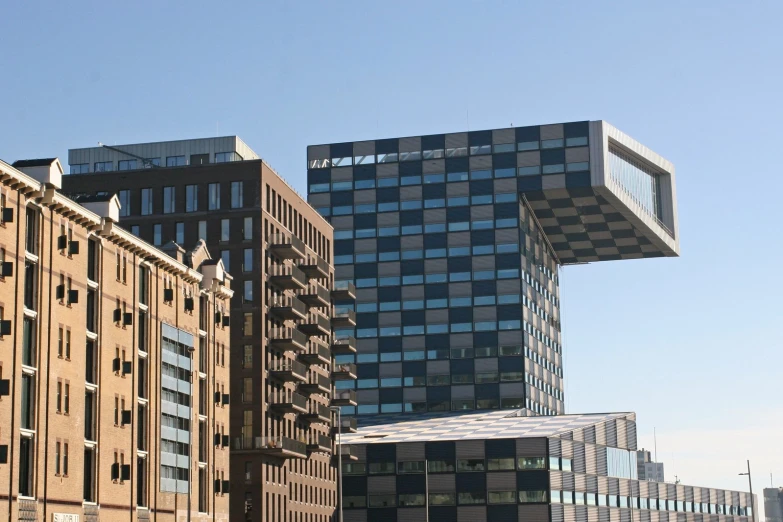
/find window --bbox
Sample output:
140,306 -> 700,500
55,441 -> 61,474
231,181 -> 243,208
399,494 -> 425,506
94,161 -> 113,172
243,281 -> 253,302
19,436 -> 34,496
221,251 -> 230,272
208,183 -> 220,210
243,313 -> 253,336
198,221 -> 207,241
519,490 -> 547,503
243,217 -> 252,240
118,159 -> 137,171
118,190 -> 131,217
70,163 -> 89,174
243,249 -> 252,272
215,151 -> 242,163
369,494 -> 396,508
487,458 -> 515,471
457,459 -> 485,472
430,493 -> 456,506
458,491 -> 485,505
428,460 -> 454,473
220,219 -> 230,241
185,185 -> 198,212
166,155 -> 185,167
242,345 -> 253,369
21,374 -> 34,429
163,186 -> 175,214
518,456 -> 546,470
175,222 -> 184,244
397,461 -> 425,474
25,207 -> 38,255
141,188 -> 153,215
368,462 -> 395,475
153,224 -> 162,246
488,491 -> 516,504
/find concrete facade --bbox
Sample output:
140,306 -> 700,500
764,488 -> 783,522
62,145 -> 345,522
0,158 -> 232,521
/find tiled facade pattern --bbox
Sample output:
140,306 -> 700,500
62,153 -> 342,522
337,411 -> 754,522
0,158 -> 232,521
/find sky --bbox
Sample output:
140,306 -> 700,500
1,0 -> 781,511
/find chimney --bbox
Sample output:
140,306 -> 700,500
12,158 -> 63,189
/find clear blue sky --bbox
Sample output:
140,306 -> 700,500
2,0 -> 781,502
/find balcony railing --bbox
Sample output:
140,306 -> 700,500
268,264 -> 307,290
307,433 -> 332,454
268,234 -> 306,260
332,280 -> 356,300
269,392 -> 308,414
234,436 -> 307,458
331,335 -> 357,354
332,363 -> 357,381
300,403 -> 331,424
299,255 -> 330,279
299,372 -> 331,395
299,312 -> 331,336
333,416 -> 358,434
270,296 -> 308,320
299,344 -> 331,366
332,307 -> 356,327
335,444 -> 358,461
269,327 -> 308,353
268,360 -> 308,382
331,389 -> 357,407
299,284 -> 331,308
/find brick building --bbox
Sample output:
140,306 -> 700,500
0,158 -> 232,521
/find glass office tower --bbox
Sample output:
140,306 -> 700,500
307,120 -> 678,418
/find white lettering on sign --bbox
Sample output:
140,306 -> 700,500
53,514 -> 79,522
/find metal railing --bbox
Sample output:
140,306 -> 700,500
302,284 -> 331,305
302,312 -> 330,332
268,264 -> 307,286
301,344 -> 331,363
333,363 -> 356,375
332,280 -> 356,295
269,360 -> 307,376
303,372 -> 331,391
332,335 -> 356,351
268,234 -> 306,254
234,436 -> 307,455
270,296 -> 308,316
333,307 -> 356,323
309,433 -> 332,451
333,389 -> 356,404
339,417 -> 358,432
269,327 -> 308,347
300,255 -> 330,276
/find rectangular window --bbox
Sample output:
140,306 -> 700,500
185,185 -> 198,212
243,281 -> 253,302
141,188 -> 153,215
208,183 -> 220,210
231,181 -> 243,208
243,249 -> 252,272
198,221 -> 207,241
21,374 -> 34,429
175,222 -> 184,244
70,163 -> 89,175
25,208 -> 38,255
19,436 -> 34,496
118,190 -> 131,217
221,251 -> 230,272
94,161 -> 113,172
243,217 -> 252,240
242,345 -> 253,369
163,186 -> 175,214
220,219 -> 230,241
153,224 -> 162,246
118,159 -> 137,171
166,155 -> 185,167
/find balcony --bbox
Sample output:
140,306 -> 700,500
268,234 -> 306,260
300,404 -> 331,425
269,327 -> 308,353
299,255 -> 330,280
332,363 -> 357,381
307,433 -> 332,454
335,444 -> 358,461
332,307 -> 356,328
269,392 -> 308,414
331,389 -> 357,407
333,416 -> 358,434
233,436 -> 307,459
268,264 -> 307,290
332,280 -> 356,301
331,335 -> 357,354
268,360 -> 308,383
299,344 -> 331,366
299,372 -> 331,395
299,312 -> 331,337
300,284 -> 331,308
270,296 -> 308,320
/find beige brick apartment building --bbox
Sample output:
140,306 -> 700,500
0,157 -> 232,521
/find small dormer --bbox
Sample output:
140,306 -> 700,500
12,158 -> 63,189
73,193 -> 121,223
160,241 -> 186,263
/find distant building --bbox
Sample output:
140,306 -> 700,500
338,410 -> 755,522
636,449 -> 665,482
765,488 -> 783,522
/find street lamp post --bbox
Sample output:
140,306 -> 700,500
739,460 -> 755,522
330,406 -> 343,522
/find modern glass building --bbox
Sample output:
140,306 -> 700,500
307,121 -> 679,418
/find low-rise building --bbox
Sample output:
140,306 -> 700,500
338,410 -> 755,522
0,158 -> 232,521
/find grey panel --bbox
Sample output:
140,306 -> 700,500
519,504 -> 550,522
445,133 -> 468,149
403,336 -> 425,349
426,309 -> 449,323
353,141 -> 375,156
498,330 -> 523,345
448,282 -> 472,296
377,212 -> 399,226
456,440 -> 485,458
472,256 -> 495,270
428,473 -> 455,492
471,205 -> 494,220
542,174 -> 566,190
308,145 -> 329,161
451,385 -> 474,399
517,151 -> 541,166
357,389 -> 379,403
404,387 -> 426,401
377,262 -> 401,276
400,185 -> 422,200
424,258 -> 447,272
549,438 -> 561,457
540,124 -> 564,139
354,239 -> 377,253
492,128 -> 515,144
308,193 -> 330,206
494,178 -> 518,193
427,361 -> 449,375
401,286 -> 425,299
449,334 -> 473,347
354,189 -> 376,203
331,167 -> 353,181
379,363 -> 402,377
469,156 -> 492,170
356,288 -> 377,301
565,147 -> 590,162
400,236 -> 423,249
423,208 -> 446,222
400,137 -> 421,152
487,472 -> 516,490
474,358 -> 498,372
377,163 -> 399,177
447,182 -> 470,196
368,475 -> 396,493
399,508 -> 426,522
448,232 -> 471,247
357,338 -> 378,352
330,216 -> 354,229
458,506 -> 486,522
562,472 -> 575,490
516,437 -> 546,457
473,307 -> 497,321
423,159 -> 445,173
378,312 -> 401,326
336,265 -> 354,279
